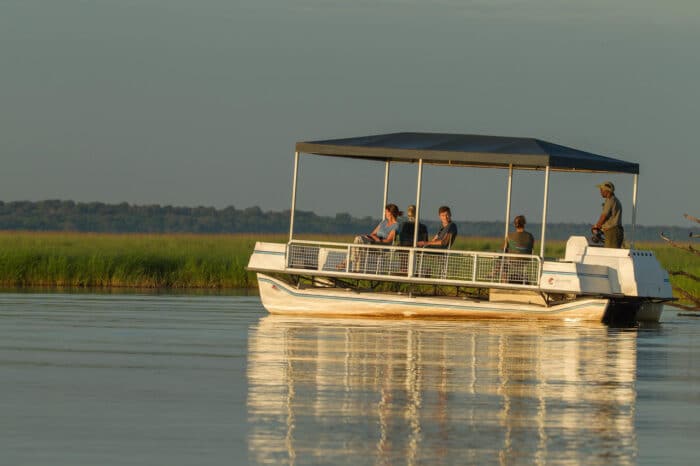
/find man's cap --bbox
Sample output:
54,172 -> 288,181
597,181 -> 615,192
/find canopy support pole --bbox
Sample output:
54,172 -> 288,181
413,159 -> 424,248
408,159 -> 424,278
289,151 -> 300,242
539,166 -> 550,258
503,164 -> 513,252
382,161 -> 390,219
630,174 -> 639,250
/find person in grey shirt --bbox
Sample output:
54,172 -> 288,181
593,181 -> 623,248
503,215 -> 534,254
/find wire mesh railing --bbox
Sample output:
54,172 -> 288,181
286,241 -> 541,287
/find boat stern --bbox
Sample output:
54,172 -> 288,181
247,242 -> 287,273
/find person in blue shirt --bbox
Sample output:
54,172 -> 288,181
337,204 -> 402,271
357,204 -> 402,244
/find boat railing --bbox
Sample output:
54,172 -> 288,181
285,240 -> 542,288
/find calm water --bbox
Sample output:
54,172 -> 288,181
1,294 -> 698,465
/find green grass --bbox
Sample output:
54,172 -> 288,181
0,232 -> 273,289
636,240 -> 700,307
0,232 -> 696,306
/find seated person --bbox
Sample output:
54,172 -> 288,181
398,205 -> 428,246
503,215 -> 534,254
417,206 -> 457,249
340,203 -> 401,272
354,203 -> 401,245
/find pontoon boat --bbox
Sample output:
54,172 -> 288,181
247,133 -> 673,323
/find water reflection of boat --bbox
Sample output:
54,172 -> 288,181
248,133 -> 672,323
248,315 -> 638,465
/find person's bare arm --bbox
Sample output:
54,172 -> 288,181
368,223 -> 382,241
594,213 -> 607,229
381,229 -> 397,244
439,233 -> 453,248
595,198 -> 612,229
418,234 -> 448,247
417,234 -> 436,247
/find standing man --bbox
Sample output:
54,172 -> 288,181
417,206 -> 457,249
593,181 -> 624,248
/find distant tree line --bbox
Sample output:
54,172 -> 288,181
0,200 -> 376,234
0,200 -> 692,241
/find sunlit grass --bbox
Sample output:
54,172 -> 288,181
0,231 -> 274,289
636,240 -> 700,307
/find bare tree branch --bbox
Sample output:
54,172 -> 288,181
660,215 -> 700,311
684,213 -> 700,224
672,286 -> 700,308
669,270 -> 700,282
660,232 -> 700,256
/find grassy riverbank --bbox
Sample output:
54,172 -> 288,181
0,232 -> 267,289
0,232 -> 696,305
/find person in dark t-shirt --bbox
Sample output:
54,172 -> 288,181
417,206 -> 457,249
399,204 -> 428,246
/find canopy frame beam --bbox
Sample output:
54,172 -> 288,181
630,174 -> 639,249
381,161 -> 390,219
539,166 -> 550,258
289,151 -> 300,242
503,164 -> 513,252
413,159 -> 424,248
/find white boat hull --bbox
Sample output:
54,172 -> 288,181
257,274 -> 610,322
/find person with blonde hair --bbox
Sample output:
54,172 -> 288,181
398,205 -> 428,246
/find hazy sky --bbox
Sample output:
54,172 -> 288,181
2,1 -> 698,226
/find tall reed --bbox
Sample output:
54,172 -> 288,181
0,232 -> 277,288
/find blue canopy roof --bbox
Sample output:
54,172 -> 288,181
296,132 -> 639,174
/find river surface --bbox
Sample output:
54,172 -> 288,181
0,293 -> 698,465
